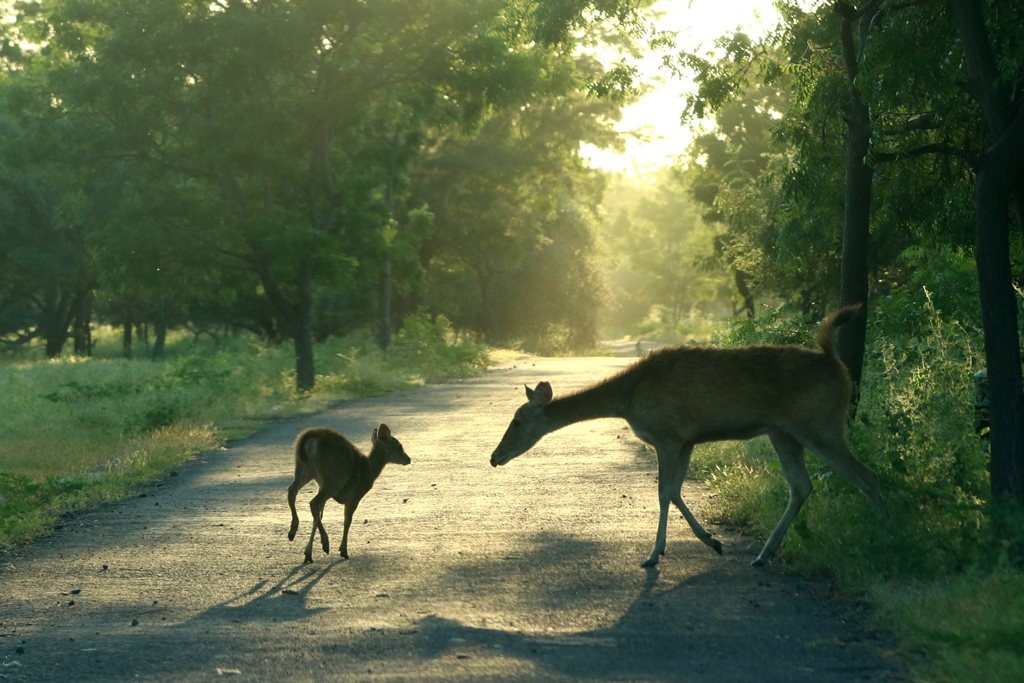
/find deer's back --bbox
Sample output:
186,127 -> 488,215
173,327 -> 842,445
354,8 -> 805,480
296,428 -> 365,493
625,345 -> 851,442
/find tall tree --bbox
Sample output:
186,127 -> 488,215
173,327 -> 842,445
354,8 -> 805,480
831,0 -> 880,392
949,0 -> 1024,512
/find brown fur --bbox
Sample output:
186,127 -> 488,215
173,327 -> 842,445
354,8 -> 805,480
490,305 -> 883,567
287,424 -> 410,563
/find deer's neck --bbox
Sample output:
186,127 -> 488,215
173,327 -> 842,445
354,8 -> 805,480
364,450 -> 388,483
544,378 -> 629,431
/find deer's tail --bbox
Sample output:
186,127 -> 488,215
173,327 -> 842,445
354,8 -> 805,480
815,304 -> 863,357
295,430 -> 320,462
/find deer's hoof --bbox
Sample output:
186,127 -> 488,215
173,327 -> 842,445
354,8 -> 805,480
641,557 -> 659,568
750,556 -> 768,568
303,554 -> 313,564
710,538 -> 723,555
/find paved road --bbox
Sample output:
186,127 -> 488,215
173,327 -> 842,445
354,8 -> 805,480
0,355 -> 906,682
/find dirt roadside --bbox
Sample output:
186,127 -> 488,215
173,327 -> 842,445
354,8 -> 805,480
0,355 -> 908,682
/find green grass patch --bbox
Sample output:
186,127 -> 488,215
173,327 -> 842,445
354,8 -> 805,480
0,313 -> 488,548
872,569 -> 1024,683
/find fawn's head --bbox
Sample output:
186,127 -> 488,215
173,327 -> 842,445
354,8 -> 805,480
371,423 -> 411,465
490,381 -> 553,467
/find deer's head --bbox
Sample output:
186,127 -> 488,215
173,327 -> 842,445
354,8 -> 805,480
490,382 -> 553,467
372,423 -> 412,465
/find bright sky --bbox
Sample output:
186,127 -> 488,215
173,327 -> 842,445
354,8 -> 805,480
581,0 -> 780,177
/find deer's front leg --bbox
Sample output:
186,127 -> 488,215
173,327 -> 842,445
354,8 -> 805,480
339,500 -> 360,559
643,495 -> 671,567
642,448 -> 677,567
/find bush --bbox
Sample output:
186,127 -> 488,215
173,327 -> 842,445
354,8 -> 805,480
390,310 -> 489,381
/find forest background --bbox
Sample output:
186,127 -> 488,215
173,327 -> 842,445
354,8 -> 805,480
2,1 -> 1023,681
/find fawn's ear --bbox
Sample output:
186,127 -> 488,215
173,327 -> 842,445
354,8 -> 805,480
376,423 -> 391,440
525,381 -> 553,405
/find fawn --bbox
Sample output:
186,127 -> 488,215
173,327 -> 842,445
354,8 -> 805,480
287,424 -> 410,563
490,305 -> 885,567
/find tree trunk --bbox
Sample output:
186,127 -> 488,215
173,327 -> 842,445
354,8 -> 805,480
72,289 -> 93,357
41,287 -> 73,358
293,260 -> 316,392
974,111 -> 1024,508
122,312 -> 133,359
378,255 -> 393,350
833,2 -> 878,398
950,0 -> 1024,515
152,300 -> 168,360
734,270 -> 755,318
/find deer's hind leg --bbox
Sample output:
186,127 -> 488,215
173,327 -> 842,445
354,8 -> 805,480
303,489 -> 331,563
669,444 -> 722,555
753,432 -> 813,567
287,460 -> 317,541
807,433 -> 885,519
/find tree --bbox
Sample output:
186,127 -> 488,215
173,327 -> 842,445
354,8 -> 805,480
9,0 -> 647,381
949,0 -> 1024,513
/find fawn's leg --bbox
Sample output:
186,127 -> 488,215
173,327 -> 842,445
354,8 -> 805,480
287,466 -> 316,541
304,490 -> 331,563
669,444 -> 722,555
753,432 -> 813,567
339,499 -> 361,560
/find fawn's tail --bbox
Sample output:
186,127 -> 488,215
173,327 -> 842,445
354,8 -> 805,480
294,430 -> 320,462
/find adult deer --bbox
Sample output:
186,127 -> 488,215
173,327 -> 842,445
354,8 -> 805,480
287,424 -> 411,563
490,305 -> 884,568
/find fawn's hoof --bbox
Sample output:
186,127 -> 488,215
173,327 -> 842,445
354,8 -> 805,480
750,556 -> 769,568
709,538 -> 723,555
303,554 -> 313,564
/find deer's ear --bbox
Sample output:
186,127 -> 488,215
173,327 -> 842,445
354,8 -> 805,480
527,381 -> 552,405
376,423 -> 390,440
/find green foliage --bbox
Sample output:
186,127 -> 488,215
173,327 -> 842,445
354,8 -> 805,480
1,0 -> 645,380
390,310 -> 489,381
595,170 -> 733,339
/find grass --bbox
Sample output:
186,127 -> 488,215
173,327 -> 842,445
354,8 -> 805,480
872,569 -> 1024,683
688,291 -> 1024,682
0,314 -> 488,548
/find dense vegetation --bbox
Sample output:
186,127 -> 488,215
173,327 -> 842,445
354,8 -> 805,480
2,1 -> 1024,681
0,0 -> 649,385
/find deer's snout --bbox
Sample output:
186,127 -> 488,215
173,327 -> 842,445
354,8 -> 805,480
490,448 -> 510,467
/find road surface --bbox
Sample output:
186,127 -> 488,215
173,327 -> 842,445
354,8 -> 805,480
0,354 -> 906,682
